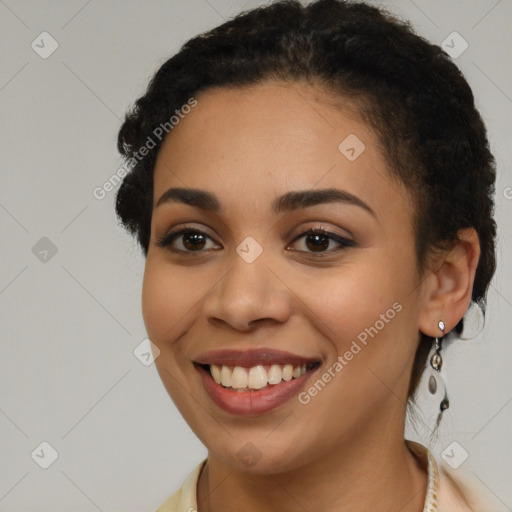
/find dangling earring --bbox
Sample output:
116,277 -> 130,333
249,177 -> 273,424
427,320 -> 450,428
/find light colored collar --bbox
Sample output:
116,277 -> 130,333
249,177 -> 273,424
406,440 -> 440,511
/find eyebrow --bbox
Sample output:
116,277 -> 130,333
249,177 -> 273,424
155,187 -> 376,218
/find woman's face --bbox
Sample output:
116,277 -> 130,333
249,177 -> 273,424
143,81 -> 429,473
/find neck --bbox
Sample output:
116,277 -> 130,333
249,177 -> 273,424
197,420 -> 428,512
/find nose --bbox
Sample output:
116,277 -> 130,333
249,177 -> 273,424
200,251 -> 293,332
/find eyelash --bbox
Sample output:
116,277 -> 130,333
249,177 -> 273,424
155,226 -> 354,257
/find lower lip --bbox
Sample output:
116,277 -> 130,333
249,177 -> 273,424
197,365 -> 317,415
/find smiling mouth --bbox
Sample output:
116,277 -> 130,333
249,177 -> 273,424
197,362 -> 321,392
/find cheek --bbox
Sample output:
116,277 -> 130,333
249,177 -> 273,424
141,258 -> 193,343
299,265 -> 392,341
298,255 -> 417,364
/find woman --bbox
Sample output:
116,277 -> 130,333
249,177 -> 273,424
115,1 -> 497,510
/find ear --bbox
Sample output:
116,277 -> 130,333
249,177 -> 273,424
418,228 -> 481,337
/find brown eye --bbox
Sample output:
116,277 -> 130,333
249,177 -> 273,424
304,232 -> 330,252
156,228 -> 221,253
181,232 -> 207,250
288,228 -> 354,255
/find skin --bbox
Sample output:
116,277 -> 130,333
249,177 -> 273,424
142,81 -> 480,512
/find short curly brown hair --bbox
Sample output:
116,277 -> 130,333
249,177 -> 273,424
115,0 -> 497,406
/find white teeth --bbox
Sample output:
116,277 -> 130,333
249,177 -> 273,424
267,364 -> 283,385
220,365 -> 232,387
208,362 -> 312,390
248,365 -> 267,389
231,366 -> 248,389
282,364 -> 293,381
211,364 -> 221,384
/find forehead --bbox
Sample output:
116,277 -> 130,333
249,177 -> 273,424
152,81 -> 411,219
156,81 -> 367,169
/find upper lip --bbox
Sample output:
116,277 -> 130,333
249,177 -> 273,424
194,348 -> 321,367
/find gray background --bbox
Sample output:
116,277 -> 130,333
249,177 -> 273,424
0,0 -> 510,511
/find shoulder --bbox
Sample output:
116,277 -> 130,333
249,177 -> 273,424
437,458 -> 493,511
155,459 -> 206,512
406,439 -> 492,512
